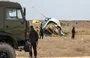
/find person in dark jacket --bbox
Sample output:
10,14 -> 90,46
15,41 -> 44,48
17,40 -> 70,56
29,26 -> 38,58
72,26 -> 76,39
39,23 -> 44,39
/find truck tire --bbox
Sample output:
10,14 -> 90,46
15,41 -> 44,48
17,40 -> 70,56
0,43 -> 16,58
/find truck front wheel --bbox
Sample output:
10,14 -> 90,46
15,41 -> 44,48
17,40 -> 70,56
0,43 -> 16,58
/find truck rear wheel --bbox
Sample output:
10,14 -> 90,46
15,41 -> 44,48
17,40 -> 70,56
0,43 -> 16,58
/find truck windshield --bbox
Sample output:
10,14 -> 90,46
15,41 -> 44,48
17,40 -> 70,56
6,8 -> 23,20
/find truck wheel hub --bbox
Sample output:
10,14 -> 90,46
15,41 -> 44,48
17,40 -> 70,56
0,52 -> 9,58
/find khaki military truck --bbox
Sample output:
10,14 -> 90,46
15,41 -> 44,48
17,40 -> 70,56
0,1 -> 29,58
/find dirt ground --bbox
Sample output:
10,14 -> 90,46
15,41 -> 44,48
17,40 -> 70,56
16,35 -> 90,57
16,21 -> 90,58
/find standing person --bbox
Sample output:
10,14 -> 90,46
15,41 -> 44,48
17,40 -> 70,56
39,23 -> 44,39
72,26 -> 76,39
29,26 -> 38,58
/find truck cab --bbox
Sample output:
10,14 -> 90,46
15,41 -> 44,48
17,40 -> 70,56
0,1 -> 28,58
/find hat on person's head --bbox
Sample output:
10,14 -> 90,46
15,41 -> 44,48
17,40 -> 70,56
30,25 -> 34,31
30,25 -> 33,28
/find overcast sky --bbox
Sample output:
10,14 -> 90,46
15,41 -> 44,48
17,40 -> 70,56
11,0 -> 90,20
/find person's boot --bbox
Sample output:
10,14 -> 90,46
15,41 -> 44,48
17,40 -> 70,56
35,56 -> 37,58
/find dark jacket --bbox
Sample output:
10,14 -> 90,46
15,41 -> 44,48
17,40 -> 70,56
29,30 -> 38,43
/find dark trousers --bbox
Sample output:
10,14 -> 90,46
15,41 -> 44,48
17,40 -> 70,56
29,43 -> 37,58
40,34 -> 43,39
40,35 -> 43,39
72,33 -> 75,39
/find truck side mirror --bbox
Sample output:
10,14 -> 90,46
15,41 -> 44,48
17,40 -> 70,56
23,8 -> 26,17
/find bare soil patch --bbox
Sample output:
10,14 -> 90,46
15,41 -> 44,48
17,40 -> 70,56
16,35 -> 90,57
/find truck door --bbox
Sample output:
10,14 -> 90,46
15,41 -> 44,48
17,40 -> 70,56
5,8 -> 26,41
0,7 -> 4,31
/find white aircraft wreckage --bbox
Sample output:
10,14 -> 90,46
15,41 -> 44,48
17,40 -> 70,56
32,6 -> 64,36
41,17 -> 64,36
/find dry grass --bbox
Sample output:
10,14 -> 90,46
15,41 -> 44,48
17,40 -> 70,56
16,35 -> 90,57
16,21 -> 90,57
